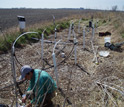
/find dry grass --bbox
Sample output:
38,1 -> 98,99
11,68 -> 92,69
0,10 -> 124,107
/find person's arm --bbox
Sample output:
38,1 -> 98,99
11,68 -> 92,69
22,95 -> 26,103
27,81 -> 32,91
23,81 -> 32,102
27,82 -> 36,104
29,71 -> 39,104
26,103 -> 32,107
33,77 -> 44,104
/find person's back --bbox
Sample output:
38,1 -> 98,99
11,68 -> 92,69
27,69 -> 57,106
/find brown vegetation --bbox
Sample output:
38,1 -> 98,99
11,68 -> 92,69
0,9 -> 124,106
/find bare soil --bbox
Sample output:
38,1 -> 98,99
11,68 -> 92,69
0,9 -> 93,32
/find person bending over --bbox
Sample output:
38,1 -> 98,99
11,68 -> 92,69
20,65 -> 57,107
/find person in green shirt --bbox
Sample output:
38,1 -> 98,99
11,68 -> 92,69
20,65 -> 57,107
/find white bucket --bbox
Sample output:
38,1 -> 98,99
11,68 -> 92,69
104,37 -> 111,43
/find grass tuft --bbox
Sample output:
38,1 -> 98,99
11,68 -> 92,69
0,20 -> 70,53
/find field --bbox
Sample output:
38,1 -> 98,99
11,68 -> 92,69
0,9 -> 95,31
0,9 -> 124,107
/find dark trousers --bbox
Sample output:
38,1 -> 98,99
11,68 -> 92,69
39,93 -> 54,107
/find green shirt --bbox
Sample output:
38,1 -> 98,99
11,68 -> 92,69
27,69 -> 57,104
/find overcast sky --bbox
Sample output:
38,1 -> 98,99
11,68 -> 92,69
0,0 -> 124,10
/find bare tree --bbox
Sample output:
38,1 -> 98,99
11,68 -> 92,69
112,5 -> 118,11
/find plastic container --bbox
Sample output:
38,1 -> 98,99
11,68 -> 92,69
99,51 -> 110,57
61,53 -> 65,58
17,16 -> 26,29
104,37 -> 111,43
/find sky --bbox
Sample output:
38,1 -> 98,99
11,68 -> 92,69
0,0 -> 124,10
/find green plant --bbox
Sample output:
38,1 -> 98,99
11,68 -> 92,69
0,20 -> 70,53
0,41 -> 8,53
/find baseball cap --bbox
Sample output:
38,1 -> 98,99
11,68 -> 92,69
19,65 -> 32,80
